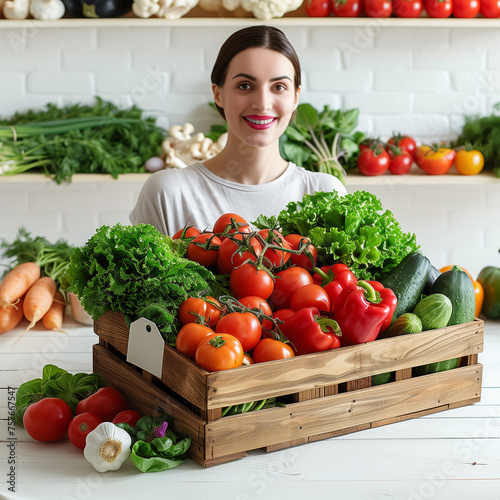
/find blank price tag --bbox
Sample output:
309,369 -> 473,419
126,317 -> 165,378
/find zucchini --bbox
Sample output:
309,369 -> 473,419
371,372 -> 395,386
423,265 -> 441,295
379,252 -> 431,322
379,312 -> 422,339
413,358 -> 460,377
413,293 -> 452,330
429,265 -> 476,325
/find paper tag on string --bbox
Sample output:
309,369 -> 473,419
127,317 -> 164,378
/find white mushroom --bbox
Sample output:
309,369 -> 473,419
2,0 -> 29,19
29,0 -> 65,19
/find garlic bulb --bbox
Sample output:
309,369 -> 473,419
84,422 -> 131,473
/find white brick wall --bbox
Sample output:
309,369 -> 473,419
1,24 -> 499,281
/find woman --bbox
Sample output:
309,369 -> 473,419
130,25 -> 347,236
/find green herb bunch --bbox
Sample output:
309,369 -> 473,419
66,223 -> 214,344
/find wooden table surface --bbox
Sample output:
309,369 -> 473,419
1,315 -> 499,500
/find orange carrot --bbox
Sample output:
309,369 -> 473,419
0,296 -> 25,334
18,276 -> 57,342
0,262 -> 41,309
42,290 -> 67,334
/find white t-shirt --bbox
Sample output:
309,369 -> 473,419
129,161 -> 347,236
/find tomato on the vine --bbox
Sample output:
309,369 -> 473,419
424,0 -> 452,17
331,0 -> 362,16
305,0 -> 331,16
258,229 -> 291,268
452,0 -> 480,17
178,296 -> 221,327
290,283 -> 331,313
187,233 -> 221,267
195,333 -> 244,372
415,145 -> 456,175
357,146 -> 390,176
393,0 -> 423,16
229,263 -> 274,300
363,0 -> 393,17
454,149 -> 484,176
284,234 -> 318,272
24,398 -> 73,442
76,387 -> 128,422
217,232 -> 262,273
172,226 -> 201,240
387,134 -> 417,160
112,409 -> 142,427
268,266 -> 314,310
238,296 -> 273,331
212,213 -> 251,238
216,311 -> 262,352
389,150 -> 413,175
252,338 -> 295,363
68,412 -> 102,449
176,323 -> 216,360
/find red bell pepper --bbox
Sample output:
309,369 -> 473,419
331,280 -> 392,346
313,264 -> 358,308
280,306 -> 341,355
367,280 -> 397,334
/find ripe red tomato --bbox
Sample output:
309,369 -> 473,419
290,283 -> 331,313
195,333 -> 244,372
187,233 -> 221,267
216,311 -> 262,352
68,412 -> 102,449
76,387 -> 128,422
252,338 -> 295,363
258,229 -> 291,269
331,0 -> 361,16
268,266 -> 314,310
481,0 -> 500,16
212,213 -> 251,237
363,0 -> 393,16
176,323 -> 216,360
23,398 -> 73,442
172,226 -> 201,240
357,147 -> 390,176
217,233 -> 262,273
424,0 -> 452,16
389,151 -> 413,175
305,0 -> 331,15
229,263 -> 274,300
112,409 -> 142,427
393,0 -> 423,16
387,134 -> 417,160
284,234 -> 318,272
238,295 -> 273,330
177,296 -> 221,327
452,0 -> 480,16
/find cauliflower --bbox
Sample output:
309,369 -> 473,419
226,0 -> 302,19
132,0 -> 198,18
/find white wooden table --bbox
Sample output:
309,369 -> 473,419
1,315 -> 499,500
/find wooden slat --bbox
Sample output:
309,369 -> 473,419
395,368 -> 412,381
204,364 -> 482,460
346,376 -> 372,391
293,387 -> 324,402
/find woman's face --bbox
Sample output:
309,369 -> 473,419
213,47 -> 300,150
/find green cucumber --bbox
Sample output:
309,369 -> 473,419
413,358 -> 460,377
379,252 -> 431,322
379,313 -> 422,339
413,293 -> 452,330
429,266 -> 476,326
371,372 -> 395,386
423,265 -> 441,295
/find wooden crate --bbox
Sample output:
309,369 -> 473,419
93,312 -> 484,467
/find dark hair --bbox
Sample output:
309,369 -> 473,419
211,25 -> 301,120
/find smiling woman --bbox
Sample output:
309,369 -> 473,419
129,25 -> 347,236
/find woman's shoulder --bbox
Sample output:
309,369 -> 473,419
141,162 -> 206,190
287,163 -> 347,195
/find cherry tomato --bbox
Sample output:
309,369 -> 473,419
415,145 -> 456,175
424,0 -> 452,16
216,311 -> 262,352
229,263 -> 274,300
176,323 -> 216,360
331,0 -> 362,16
217,232 -> 262,273
454,149 -> 484,176
252,338 -> 295,363
393,0 -> 423,16
305,0 -> 331,16
177,296 -> 221,327
272,308 -> 295,323
389,151 -> 413,175
452,0 -> 480,17
195,333 -> 244,372
212,213 -> 251,238
23,398 -> 73,442
112,409 -> 142,427
480,0 -> 500,17
357,146 -> 390,176
284,234 -> 318,272
268,266 -> 314,310
258,229 -> 292,269
68,412 -> 102,449
387,134 -> 417,160
187,233 -> 221,267
238,295 -> 273,331
289,283 -> 331,313
363,0 -> 393,16
172,226 -> 201,240
76,387 -> 128,422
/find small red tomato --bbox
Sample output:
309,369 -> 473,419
216,311 -> 262,352
23,398 -> 73,442
305,0 -> 331,16
393,0 -> 423,16
68,412 -> 102,449
387,134 -> 417,160
238,295 -> 273,331
258,229 -> 292,269
363,0 -> 393,17
252,338 -> 295,363
212,213 -> 251,238
268,266 -> 314,310
389,151 -> 413,175
172,226 -> 201,239
187,233 -> 221,268
331,0 -> 362,16
176,323 -> 216,360
424,0 -> 452,16
452,0 -> 480,17
289,283 -> 331,313
76,387 -> 128,422
112,409 -> 143,427
357,147 -> 390,176
229,263 -> 274,300
284,234 -> 318,272
480,0 -> 500,17
178,296 -> 221,327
